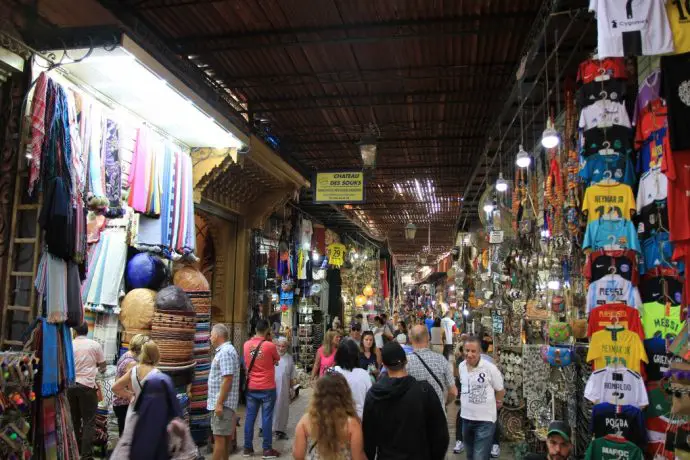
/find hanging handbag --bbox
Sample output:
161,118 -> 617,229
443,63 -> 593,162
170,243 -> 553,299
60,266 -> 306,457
542,346 -> 573,367
570,319 -> 588,339
549,321 -> 571,343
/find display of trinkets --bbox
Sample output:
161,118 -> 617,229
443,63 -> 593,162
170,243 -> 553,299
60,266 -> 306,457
0,352 -> 38,460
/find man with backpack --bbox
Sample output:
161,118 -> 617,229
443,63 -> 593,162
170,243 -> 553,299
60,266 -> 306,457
242,319 -> 281,458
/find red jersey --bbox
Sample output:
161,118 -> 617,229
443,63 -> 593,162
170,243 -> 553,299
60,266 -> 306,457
635,99 -> 668,148
577,58 -> 627,85
584,249 -> 639,285
661,148 -> 690,243
587,303 -> 645,340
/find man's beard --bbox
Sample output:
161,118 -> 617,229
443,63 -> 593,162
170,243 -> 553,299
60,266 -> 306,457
548,453 -> 567,460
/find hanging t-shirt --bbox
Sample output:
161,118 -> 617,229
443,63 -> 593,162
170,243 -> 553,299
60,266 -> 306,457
326,243 -> 346,268
579,99 -> 632,131
591,403 -> 647,448
585,249 -> 639,284
588,303 -> 645,339
640,276 -> 683,305
661,148 -> 690,242
636,199 -> 669,240
637,128 -> 669,175
639,231 -> 677,274
582,183 -> 636,222
587,328 -> 648,373
580,153 -> 636,187
581,126 -> 635,158
299,218 -> 313,249
585,367 -> 649,407
647,385 -> 672,418
586,274 -> 643,312
661,54 -> 690,150
584,436 -> 644,460
667,0 -> 690,54
579,79 -> 628,107
644,336 -> 683,381
583,219 -> 641,253
633,69 -> 662,125
641,301 -> 685,339
588,0 -> 674,58
636,169 -> 668,210
577,57 -> 628,84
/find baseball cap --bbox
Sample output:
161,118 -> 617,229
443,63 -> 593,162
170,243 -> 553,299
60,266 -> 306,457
381,342 -> 407,370
547,421 -> 571,442
351,323 -> 362,332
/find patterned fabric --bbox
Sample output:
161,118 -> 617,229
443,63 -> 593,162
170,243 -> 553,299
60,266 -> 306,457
28,72 -> 48,194
405,348 -> 455,408
207,342 -> 240,411
102,119 -> 121,208
114,353 -> 138,407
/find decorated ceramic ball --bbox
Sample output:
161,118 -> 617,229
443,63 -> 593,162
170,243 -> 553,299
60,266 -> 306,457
173,266 -> 210,292
125,253 -> 168,291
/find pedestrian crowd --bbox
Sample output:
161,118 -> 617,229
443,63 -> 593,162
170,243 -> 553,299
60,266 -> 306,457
66,308 -> 572,460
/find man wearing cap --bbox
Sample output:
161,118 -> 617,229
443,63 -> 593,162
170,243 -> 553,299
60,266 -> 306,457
525,421 -> 573,460
343,323 -> 362,345
362,342 -> 449,460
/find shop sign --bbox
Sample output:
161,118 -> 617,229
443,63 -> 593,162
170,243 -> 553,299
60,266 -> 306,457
489,230 -> 504,244
313,170 -> 365,204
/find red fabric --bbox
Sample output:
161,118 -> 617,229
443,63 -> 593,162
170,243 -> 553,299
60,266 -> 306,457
313,226 -> 326,255
662,149 -> 690,242
577,58 -> 627,84
380,260 -> 389,299
635,99 -> 668,148
587,303 -> 644,340
243,337 -> 280,391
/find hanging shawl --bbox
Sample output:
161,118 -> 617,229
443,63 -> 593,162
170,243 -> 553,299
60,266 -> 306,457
28,72 -> 48,195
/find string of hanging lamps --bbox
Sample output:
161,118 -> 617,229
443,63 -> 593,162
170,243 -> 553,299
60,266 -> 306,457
540,31 -> 560,150
495,125 -> 508,192
515,83 -> 531,168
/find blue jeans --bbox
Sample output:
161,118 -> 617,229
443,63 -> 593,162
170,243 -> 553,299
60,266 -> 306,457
244,389 -> 277,451
462,419 -> 496,460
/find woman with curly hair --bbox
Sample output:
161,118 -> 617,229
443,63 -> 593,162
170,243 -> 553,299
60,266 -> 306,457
293,373 -> 366,460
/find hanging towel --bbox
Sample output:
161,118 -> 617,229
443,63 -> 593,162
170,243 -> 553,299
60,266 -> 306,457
42,397 -> 58,460
65,260 -> 84,327
61,323 -> 75,385
88,105 -> 105,198
41,320 -> 60,397
44,254 -> 68,324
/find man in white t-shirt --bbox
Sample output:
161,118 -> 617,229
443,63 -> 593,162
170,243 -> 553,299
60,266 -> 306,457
458,336 -> 505,460
440,310 -> 456,360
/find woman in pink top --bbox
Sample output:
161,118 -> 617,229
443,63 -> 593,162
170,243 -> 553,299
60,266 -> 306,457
312,330 -> 341,378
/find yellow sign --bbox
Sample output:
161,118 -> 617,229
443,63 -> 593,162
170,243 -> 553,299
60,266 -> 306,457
313,171 -> 365,203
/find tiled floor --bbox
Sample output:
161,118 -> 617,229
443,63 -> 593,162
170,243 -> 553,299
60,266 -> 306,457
206,388 -> 514,459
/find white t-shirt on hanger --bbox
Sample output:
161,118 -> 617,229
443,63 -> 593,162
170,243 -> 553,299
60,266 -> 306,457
584,366 -> 649,407
637,169 -> 668,211
589,0 -> 674,58
586,274 -> 643,312
579,100 -> 632,131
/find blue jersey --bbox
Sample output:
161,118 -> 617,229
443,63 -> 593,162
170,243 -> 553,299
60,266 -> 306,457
583,219 -> 641,253
580,152 -> 636,187
639,231 -> 684,274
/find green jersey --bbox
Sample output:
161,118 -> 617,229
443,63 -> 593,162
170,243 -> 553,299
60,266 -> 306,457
584,437 -> 643,460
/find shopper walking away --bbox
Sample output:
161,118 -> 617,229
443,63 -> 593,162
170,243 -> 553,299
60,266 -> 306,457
362,342 -> 449,460
406,325 -> 457,411
459,336 -> 505,460
293,373 -> 366,460
312,330 -> 340,378
359,331 -> 381,381
111,371 -> 198,460
333,339 -> 372,418
243,319 -> 281,458
430,318 -> 444,354
113,333 -> 149,436
273,336 -> 295,440
207,324 -> 240,460
424,314 -> 435,334
68,322 -> 107,460
112,340 -> 161,420
441,310 -> 457,360
524,421 -> 572,460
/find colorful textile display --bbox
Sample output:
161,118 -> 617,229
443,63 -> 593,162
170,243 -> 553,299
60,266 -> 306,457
188,291 -> 212,445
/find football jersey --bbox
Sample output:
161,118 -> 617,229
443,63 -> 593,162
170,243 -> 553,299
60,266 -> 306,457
586,274 -> 642,312
577,57 -> 628,84
666,0 -> 690,54
640,231 -> 677,274
634,99 -> 668,147
582,183 -> 636,222
579,152 -> 636,187
587,328 -> 648,373
588,0 -> 674,58
579,79 -> 627,107
646,386 -> 672,418
639,276 -> 683,305
583,219 -> 641,253
585,367 -> 649,407
636,199 -> 669,241
636,128 -> 669,174
584,436 -> 644,460
581,126 -> 635,158
661,148 -> 690,242
585,249 -> 639,284
636,169 -> 668,210
644,336 -> 683,381
633,69 -> 662,126
579,99 -> 632,131
591,403 -> 647,448
588,304 -> 645,339
640,301 -> 685,339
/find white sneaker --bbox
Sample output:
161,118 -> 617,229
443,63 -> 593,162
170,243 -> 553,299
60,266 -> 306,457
453,441 -> 464,454
490,444 -> 501,458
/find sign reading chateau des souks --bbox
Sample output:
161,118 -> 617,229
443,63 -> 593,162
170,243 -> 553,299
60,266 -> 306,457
313,170 -> 365,204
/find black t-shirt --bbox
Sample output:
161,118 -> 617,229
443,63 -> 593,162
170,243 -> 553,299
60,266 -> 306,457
640,276 -> 683,305
636,200 -> 669,241
581,125 -> 635,158
524,454 -> 547,460
644,336 -> 682,381
591,403 -> 647,449
579,79 -> 628,107
661,53 -> 690,150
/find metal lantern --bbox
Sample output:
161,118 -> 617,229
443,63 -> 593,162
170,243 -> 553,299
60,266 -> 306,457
404,223 -> 417,240
359,135 -> 377,169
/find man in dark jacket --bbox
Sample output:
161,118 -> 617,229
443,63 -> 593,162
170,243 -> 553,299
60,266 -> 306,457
362,342 -> 449,460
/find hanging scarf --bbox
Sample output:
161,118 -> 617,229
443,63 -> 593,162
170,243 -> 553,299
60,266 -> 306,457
41,319 -> 60,396
28,72 -> 48,195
